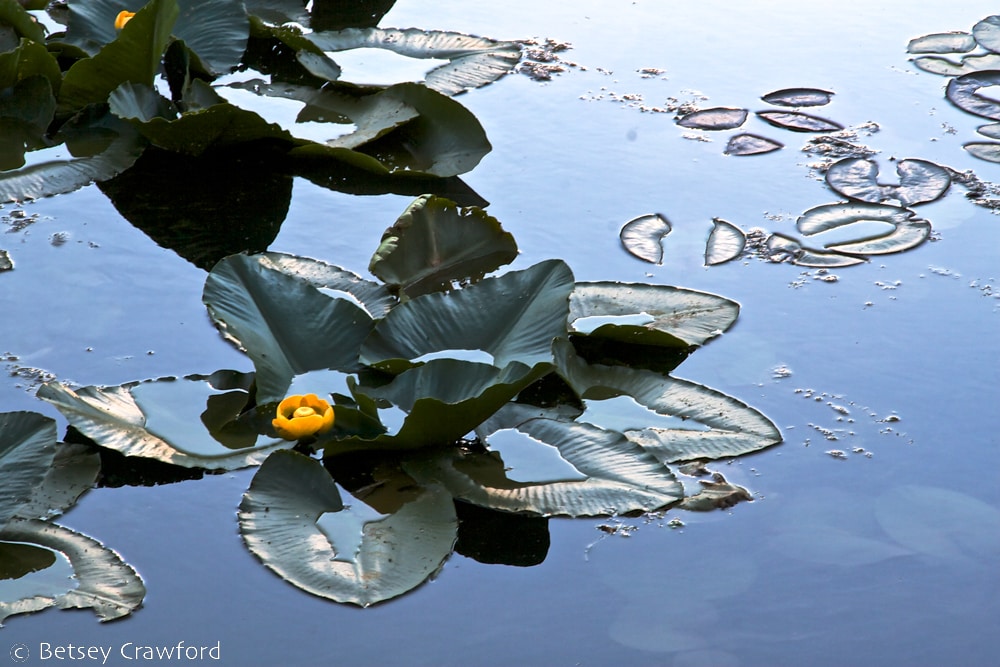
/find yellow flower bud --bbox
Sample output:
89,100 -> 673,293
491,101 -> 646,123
114,10 -> 136,30
272,394 -> 335,440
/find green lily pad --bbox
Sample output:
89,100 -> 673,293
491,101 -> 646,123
0,519 -> 145,623
203,253 -> 376,403
620,213 -> 671,264
796,202 -> 932,255
568,282 -> 739,348
907,31 -> 976,54
368,194 -> 518,298
0,0 -> 46,43
676,107 -> 748,130
761,88 -> 834,107
407,417 -> 683,517
704,218 -> 747,265
555,342 -> 782,462
360,259 -> 575,374
239,449 -> 457,607
0,411 -> 58,531
0,37 -> 62,95
825,157 -> 951,206
36,377 -> 290,469
305,27 -> 521,96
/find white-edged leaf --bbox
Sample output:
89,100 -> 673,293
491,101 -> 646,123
705,218 -> 747,265
906,32 -> 976,54
946,70 -> 1000,120
620,213 -> 671,264
756,110 -> 843,132
676,107 -> 748,130
761,88 -> 834,107
725,133 -> 783,156
796,202 -> 931,256
825,157 -> 951,206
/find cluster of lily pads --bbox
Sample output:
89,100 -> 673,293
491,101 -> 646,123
908,13 -> 1000,163
1,193 -> 782,613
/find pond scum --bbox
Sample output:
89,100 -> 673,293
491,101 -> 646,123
1,0 -> 997,618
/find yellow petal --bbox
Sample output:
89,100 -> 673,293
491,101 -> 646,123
114,10 -> 136,30
272,413 -> 325,440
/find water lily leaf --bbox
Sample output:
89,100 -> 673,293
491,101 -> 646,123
763,233 -> 867,268
946,70 -> 1000,120
964,141 -> 1000,162
724,133 -> 783,156
977,122 -> 1000,139
0,411 -> 58,531
12,443 -> 100,522
368,194 -> 517,298
0,0 -> 43,44
0,519 -> 144,623
242,0 -> 310,26
61,0 -> 247,75
875,485 -> 1000,564
911,53 -> 1000,76
36,378 -> 290,469
407,418 -> 683,517
58,0 -> 179,116
756,110 -> 843,133
240,449 -> 457,607
704,218 -> 747,265
305,27 -> 521,96
825,157 -> 951,206
568,282 -> 740,348
972,15 -> 1000,54
252,252 -> 396,319
796,202 -> 931,256
906,31 -> 976,54
360,259 -> 574,375
620,213 -> 671,264
555,343 -> 781,462
204,254 -> 376,403
0,37 -> 62,95
0,78 -> 56,165
761,88 -> 834,107
676,107 -> 748,130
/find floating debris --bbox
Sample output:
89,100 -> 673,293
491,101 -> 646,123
0,249 -> 11,271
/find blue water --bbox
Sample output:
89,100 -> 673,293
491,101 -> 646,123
2,1 -> 999,665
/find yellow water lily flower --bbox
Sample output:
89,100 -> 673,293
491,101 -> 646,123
114,10 -> 136,30
272,394 -> 335,440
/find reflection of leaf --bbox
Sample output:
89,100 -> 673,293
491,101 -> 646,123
704,218 -> 747,265
203,254 -> 375,402
569,282 -> 739,347
239,450 -> 457,607
796,202 -> 931,256
620,213 -> 671,264
906,31 -> 976,54
0,411 -> 58,530
724,133 -> 783,156
360,259 -> 574,374
408,419 -> 683,517
306,27 -> 521,96
756,110 -> 843,132
36,379 -> 289,469
825,157 -> 951,206
676,107 -> 748,130
555,343 -> 782,462
13,443 -> 100,522
946,70 -> 1000,120
761,88 -> 833,107
368,194 -> 518,298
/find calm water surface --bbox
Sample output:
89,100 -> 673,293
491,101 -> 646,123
2,2 -> 998,666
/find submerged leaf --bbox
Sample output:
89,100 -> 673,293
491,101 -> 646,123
724,133 -> 783,156
368,194 -> 518,298
568,282 -> 739,347
0,519 -> 145,623
761,88 -> 834,107
704,218 -> 747,265
756,110 -> 843,133
946,70 -> 1000,120
825,157 -> 951,206
620,213 -> 671,264
239,450 -> 457,606
906,31 -> 976,54
676,107 -> 748,130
